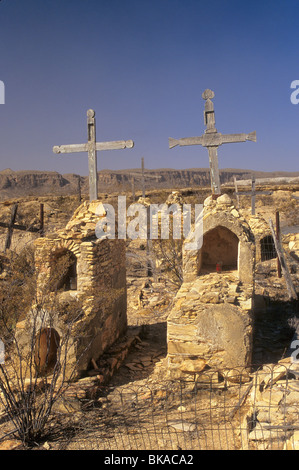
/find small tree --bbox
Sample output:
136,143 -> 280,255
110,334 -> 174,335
151,238 -> 183,289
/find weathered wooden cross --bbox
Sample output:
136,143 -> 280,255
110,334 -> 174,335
129,157 -> 162,200
0,203 -> 44,252
234,175 -> 272,215
169,89 -> 257,197
53,109 -> 134,201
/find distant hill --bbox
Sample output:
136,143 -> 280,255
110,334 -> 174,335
0,167 -> 298,200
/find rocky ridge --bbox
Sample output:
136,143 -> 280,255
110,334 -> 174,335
0,168 -> 298,199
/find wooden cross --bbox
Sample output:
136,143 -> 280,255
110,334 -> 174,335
53,109 -> 134,201
169,89 -> 257,197
0,203 -> 44,252
129,157 -> 162,199
234,176 -> 272,215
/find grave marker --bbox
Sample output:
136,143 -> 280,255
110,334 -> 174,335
169,89 -> 256,197
0,203 -> 44,252
129,157 -> 162,199
53,109 -> 134,201
234,175 -> 272,215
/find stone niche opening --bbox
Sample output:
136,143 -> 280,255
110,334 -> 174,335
50,248 -> 78,292
199,226 -> 239,273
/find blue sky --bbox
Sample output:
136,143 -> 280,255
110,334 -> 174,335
0,0 -> 298,175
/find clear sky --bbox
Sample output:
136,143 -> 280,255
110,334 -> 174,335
0,0 -> 298,176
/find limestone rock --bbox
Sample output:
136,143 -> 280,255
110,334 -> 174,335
200,291 -> 221,303
178,358 -> 206,373
166,191 -> 183,206
231,209 -> 240,218
284,430 -> 299,450
168,420 -> 196,432
216,193 -> 232,206
203,195 -> 213,207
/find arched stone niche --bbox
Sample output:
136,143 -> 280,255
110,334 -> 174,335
199,226 -> 239,273
183,210 -> 255,285
49,248 -> 78,292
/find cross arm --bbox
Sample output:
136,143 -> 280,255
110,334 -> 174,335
53,139 -> 134,154
235,191 -> 272,196
53,144 -> 88,154
169,136 -> 204,149
220,131 -> 256,145
96,140 -> 134,151
130,172 -> 162,180
169,131 -> 256,149
0,222 -> 40,232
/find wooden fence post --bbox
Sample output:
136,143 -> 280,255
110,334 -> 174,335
276,210 -> 282,278
269,218 -> 297,300
4,204 -> 18,252
39,203 -> 44,237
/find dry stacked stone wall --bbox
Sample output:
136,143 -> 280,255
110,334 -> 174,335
18,200 -> 127,378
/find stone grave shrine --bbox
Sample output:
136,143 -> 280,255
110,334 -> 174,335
16,201 -> 127,378
167,194 -> 256,378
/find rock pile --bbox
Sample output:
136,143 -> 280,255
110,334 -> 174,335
239,360 -> 299,450
285,233 -> 299,259
165,190 -> 184,206
57,200 -> 106,240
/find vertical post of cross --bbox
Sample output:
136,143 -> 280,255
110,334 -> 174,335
141,157 -> 145,198
234,176 -> 240,208
87,109 -> 98,201
132,176 -> 135,202
251,176 -> 256,216
276,210 -> 282,278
